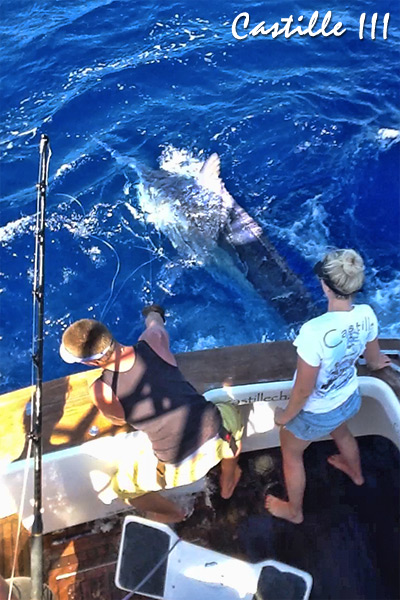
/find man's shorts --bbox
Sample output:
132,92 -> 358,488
110,401 -> 243,502
284,388 -> 362,441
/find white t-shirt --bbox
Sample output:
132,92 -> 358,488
293,304 -> 378,414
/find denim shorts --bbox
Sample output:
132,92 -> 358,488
284,388 -> 361,441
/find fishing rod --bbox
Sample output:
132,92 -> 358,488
30,134 -> 51,600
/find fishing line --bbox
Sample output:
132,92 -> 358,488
118,216 -> 169,307
56,193 -> 162,320
93,136 -> 162,304
99,252 -> 157,321
117,218 -> 159,253
58,136 -> 171,317
100,255 -> 158,320
148,254 -> 154,303
124,218 -> 161,306
56,193 -> 123,319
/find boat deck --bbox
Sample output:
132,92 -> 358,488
2,435 -> 399,599
1,340 -> 399,599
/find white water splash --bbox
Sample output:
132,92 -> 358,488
0,215 -> 35,244
377,128 -> 400,141
369,272 -> 400,337
158,145 -> 204,177
54,153 -> 88,180
83,245 -> 106,268
266,194 -> 330,261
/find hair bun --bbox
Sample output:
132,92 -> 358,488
323,248 -> 365,296
341,250 -> 364,276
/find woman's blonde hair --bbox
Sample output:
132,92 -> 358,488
322,249 -> 365,296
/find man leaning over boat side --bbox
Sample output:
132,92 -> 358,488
265,248 -> 391,524
59,305 -> 243,524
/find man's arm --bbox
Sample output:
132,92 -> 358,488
139,306 -> 177,366
363,338 -> 391,371
275,357 -> 320,426
89,379 -> 127,426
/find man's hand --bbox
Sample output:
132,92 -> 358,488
142,304 -> 166,322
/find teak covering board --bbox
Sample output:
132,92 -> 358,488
1,340 -> 399,463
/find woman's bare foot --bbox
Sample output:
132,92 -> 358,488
327,454 -> 364,485
220,464 -> 242,499
265,495 -> 303,524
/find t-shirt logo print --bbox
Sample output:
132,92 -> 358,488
293,304 -> 378,412
320,325 -> 364,394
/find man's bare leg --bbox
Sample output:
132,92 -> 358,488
328,423 -> 364,485
220,441 -> 242,499
128,492 -> 186,524
265,428 -> 310,524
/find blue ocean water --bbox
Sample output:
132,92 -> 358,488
0,0 -> 399,393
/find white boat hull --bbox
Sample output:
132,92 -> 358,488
1,376 -> 399,533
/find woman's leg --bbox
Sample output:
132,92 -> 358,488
128,492 -> 187,523
265,427 -> 310,524
328,423 -> 364,485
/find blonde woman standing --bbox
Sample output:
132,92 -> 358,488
266,249 -> 391,523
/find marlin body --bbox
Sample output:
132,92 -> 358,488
106,144 -> 317,324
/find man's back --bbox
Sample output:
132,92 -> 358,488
99,339 -> 222,463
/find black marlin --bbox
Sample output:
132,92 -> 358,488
103,143 -> 317,325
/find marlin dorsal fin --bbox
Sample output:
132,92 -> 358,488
200,153 -> 221,181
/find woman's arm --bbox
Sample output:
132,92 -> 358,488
275,356 -> 320,426
363,338 -> 391,371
